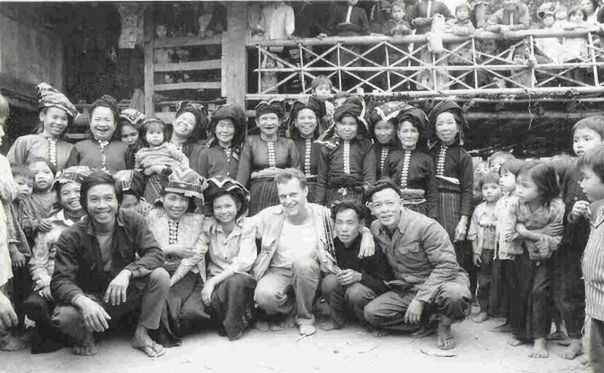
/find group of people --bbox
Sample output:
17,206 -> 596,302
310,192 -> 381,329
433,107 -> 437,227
0,78 -> 602,370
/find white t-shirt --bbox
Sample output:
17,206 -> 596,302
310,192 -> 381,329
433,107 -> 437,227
271,219 -> 317,269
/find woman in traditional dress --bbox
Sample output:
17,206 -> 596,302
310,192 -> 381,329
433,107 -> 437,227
367,101 -> 402,179
170,101 -> 208,159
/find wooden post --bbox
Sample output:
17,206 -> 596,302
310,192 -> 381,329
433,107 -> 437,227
143,5 -> 154,116
223,2 -> 248,107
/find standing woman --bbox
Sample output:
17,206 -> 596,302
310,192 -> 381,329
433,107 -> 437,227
170,101 -> 208,159
67,95 -> 129,174
287,96 -> 325,202
8,83 -> 78,172
118,108 -> 146,169
190,104 -> 247,179
383,104 -> 438,219
236,100 -> 300,216
427,101 -> 474,280
367,101 -> 403,179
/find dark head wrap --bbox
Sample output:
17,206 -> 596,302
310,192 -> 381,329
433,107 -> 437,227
255,99 -> 286,119
52,166 -> 93,192
203,175 -> 250,217
162,168 -> 209,208
287,96 -> 326,139
368,101 -> 407,140
176,101 -> 209,130
119,108 -> 146,130
208,104 -> 247,149
37,83 -> 78,119
332,95 -> 368,135
90,95 -> 119,123
426,100 -> 469,146
397,104 -> 429,134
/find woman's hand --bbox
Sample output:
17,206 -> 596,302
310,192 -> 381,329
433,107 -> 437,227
454,217 -> 469,242
201,278 -> 217,306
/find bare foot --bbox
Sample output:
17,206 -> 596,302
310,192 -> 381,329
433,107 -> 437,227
528,338 -> 548,358
472,311 -> 488,323
507,337 -> 524,347
578,354 -> 590,366
299,324 -> 317,336
132,325 -> 165,358
546,330 -> 566,341
0,335 -> 28,352
254,319 -> 270,332
436,318 -> 455,350
270,315 -> 296,331
368,327 -> 389,337
560,339 -> 583,360
490,322 -> 512,333
319,321 -> 343,331
73,333 -> 97,356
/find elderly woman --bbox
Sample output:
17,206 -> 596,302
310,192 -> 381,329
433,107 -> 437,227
8,83 -> 78,172
367,101 -> 403,179
145,169 -> 210,346
67,95 -> 129,174
170,101 -> 208,159
191,104 -> 247,179
382,104 -> 438,219
236,100 -> 300,216
287,96 -> 325,202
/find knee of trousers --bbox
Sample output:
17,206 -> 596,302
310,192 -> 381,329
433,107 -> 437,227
320,274 -> 338,298
345,285 -> 374,308
51,305 -> 83,332
254,282 -> 286,312
149,267 -> 170,287
292,257 -> 320,277
362,299 -> 383,325
435,282 -> 472,318
23,295 -> 49,322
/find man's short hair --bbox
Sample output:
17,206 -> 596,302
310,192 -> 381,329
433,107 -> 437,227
578,144 -> 604,184
80,171 -> 121,212
274,168 -> 307,189
331,200 -> 366,222
365,178 -> 401,201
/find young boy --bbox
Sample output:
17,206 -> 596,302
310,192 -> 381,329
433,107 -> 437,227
468,171 -> 502,323
19,157 -> 56,242
577,144 -> 604,371
319,201 -> 391,331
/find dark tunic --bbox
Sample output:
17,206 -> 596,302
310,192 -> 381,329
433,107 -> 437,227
67,139 -> 129,174
326,4 -> 370,35
191,144 -> 240,179
384,149 -> 438,219
316,137 -> 376,206
408,0 -> 453,34
374,143 -> 400,179
294,138 -> 321,201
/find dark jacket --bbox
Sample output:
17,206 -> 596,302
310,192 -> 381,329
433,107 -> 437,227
51,209 -> 165,305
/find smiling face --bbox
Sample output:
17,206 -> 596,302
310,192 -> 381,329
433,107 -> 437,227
373,120 -> 396,145
334,208 -> 362,246
574,127 -> 604,156
40,107 -> 69,138
90,106 -> 116,141
543,14 -> 555,27
336,115 -> 359,141
14,175 -> 33,199
162,192 -> 190,220
212,193 -> 240,225
86,184 -> 118,226
256,113 -> 280,137
59,181 -> 82,213
120,124 -> 140,148
435,112 -> 459,145
370,187 -> 403,229
580,165 -> 604,202
28,161 -> 54,192
397,121 -> 420,150
214,118 -> 236,146
295,108 -> 318,139
172,112 -> 197,139
277,178 -> 308,217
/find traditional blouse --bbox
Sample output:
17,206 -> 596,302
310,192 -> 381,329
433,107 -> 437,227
202,217 -> 256,279
293,138 -> 320,180
191,144 -> 240,179
8,134 -> 74,171
374,143 -> 400,179
429,142 -> 474,218
316,137 -> 376,204
67,139 -> 129,174
383,149 -> 438,219
28,209 -> 74,291
236,136 -> 300,187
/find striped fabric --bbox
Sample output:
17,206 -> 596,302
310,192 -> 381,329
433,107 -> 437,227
248,179 -> 280,217
143,174 -> 165,205
583,205 -> 604,321
437,191 -> 461,241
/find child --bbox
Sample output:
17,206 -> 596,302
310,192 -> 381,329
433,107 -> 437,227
135,117 -> 189,203
560,7 -> 589,84
315,96 -> 376,207
319,201 -> 391,331
311,75 -> 335,133
468,171 -> 502,323
488,151 -> 515,174
12,166 -> 34,205
154,22 -> 174,84
19,157 -> 56,241
577,145 -> 604,371
554,116 -> 604,360
502,162 -> 564,359
535,3 -> 561,64
446,3 -> 475,89
376,1 -> 411,36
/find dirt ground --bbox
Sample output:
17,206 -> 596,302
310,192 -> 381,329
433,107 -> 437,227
0,312 -> 591,373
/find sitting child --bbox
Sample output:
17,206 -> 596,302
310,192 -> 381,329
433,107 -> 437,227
311,75 -> 335,133
468,171 -> 502,323
320,201 -> 391,331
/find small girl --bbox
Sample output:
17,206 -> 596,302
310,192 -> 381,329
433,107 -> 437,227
502,161 -> 564,359
118,108 -> 145,169
560,7 -> 589,84
368,101 -> 403,179
488,150 -> 515,174
468,171 -> 502,323
316,96 -> 376,206
20,157 -> 57,241
135,118 -> 189,203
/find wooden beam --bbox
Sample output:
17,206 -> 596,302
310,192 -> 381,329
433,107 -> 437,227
156,111 -> 176,124
143,5 -> 154,116
223,2 -> 247,107
153,35 -> 222,49
154,59 -> 221,72
154,82 -> 221,91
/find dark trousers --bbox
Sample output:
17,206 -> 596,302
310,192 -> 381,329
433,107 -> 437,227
320,274 -> 377,326
590,318 -> 604,372
553,244 -> 585,339
363,282 -> 471,332
23,292 -> 54,328
476,249 -> 494,312
52,268 -> 170,343
510,249 -> 551,341
209,273 -> 256,340
10,266 -> 31,326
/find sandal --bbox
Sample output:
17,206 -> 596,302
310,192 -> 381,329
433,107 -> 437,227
132,340 -> 166,358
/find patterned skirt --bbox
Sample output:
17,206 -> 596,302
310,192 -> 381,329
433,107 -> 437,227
404,201 -> 428,216
248,178 -> 280,217
437,191 -> 461,240
143,174 -> 164,205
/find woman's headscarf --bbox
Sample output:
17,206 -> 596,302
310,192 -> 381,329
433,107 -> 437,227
255,99 -> 286,120
397,104 -> 429,134
203,175 -> 250,217
208,104 -> 247,149
90,95 -> 119,123
426,100 -> 469,146
37,83 -> 78,119
176,101 -> 209,141
287,96 -> 326,139
162,168 -> 209,208
319,95 -> 368,142
367,101 -> 407,140
119,108 -> 146,130
52,165 -> 93,191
